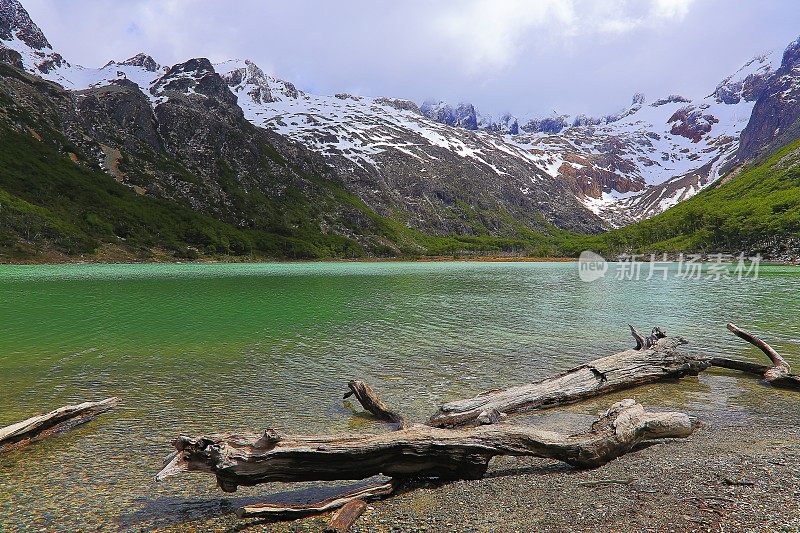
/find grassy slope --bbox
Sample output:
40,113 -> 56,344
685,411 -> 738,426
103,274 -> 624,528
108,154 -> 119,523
557,140 -> 800,257
2,109 -> 798,262
0,126 -> 562,261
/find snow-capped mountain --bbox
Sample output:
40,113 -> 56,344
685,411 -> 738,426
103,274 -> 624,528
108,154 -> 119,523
0,0 -> 69,79
420,52 -> 781,225
0,0 -> 603,238
1,0 -> 798,233
207,51 -> 784,227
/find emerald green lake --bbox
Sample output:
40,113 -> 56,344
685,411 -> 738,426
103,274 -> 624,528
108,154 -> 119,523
0,261 -> 798,531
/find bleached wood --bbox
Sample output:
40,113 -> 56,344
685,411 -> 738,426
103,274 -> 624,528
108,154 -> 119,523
712,323 -> 800,387
0,397 -> 120,453
236,481 -> 395,519
156,399 -> 696,493
429,336 -> 705,427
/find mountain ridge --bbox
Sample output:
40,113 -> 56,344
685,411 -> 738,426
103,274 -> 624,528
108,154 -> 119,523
0,0 -> 798,262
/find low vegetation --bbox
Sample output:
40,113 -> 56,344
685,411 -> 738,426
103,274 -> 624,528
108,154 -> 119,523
1,123 -> 798,262
561,140 -> 800,257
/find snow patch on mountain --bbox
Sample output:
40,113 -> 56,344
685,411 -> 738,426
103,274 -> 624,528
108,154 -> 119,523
3,0 -> 798,230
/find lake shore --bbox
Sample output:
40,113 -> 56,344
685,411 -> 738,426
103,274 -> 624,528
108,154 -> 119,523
4,253 -> 800,267
0,244 -> 576,265
2,241 -> 798,266
234,375 -> 800,533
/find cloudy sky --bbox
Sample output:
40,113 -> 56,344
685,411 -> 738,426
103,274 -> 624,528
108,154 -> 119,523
22,0 -> 800,119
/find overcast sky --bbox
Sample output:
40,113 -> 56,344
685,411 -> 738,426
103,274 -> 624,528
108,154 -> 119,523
21,0 -> 800,118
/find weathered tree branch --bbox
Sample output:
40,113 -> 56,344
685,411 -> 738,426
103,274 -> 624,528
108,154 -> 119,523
709,323 -> 800,388
429,333 -> 705,427
235,480 -> 397,519
726,322 -> 790,380
157,399 -> 696,494
629,324 -> 647,350
0,397 -> 120,454
325,499 -> 369,533
344,380 -> 405,428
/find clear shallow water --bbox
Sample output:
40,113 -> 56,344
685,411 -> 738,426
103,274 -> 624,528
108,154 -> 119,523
0,261 -> 798,531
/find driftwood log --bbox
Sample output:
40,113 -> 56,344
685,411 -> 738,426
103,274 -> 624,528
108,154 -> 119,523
157,398 -> 696,494
157,326 -> 703,526
236,480 -> 398,519
343,380 -> 405,428
710,323 -> 800,388
0,397 -> 119,454
325,499 -> 369,533
158,324 -> 798,527
429,335 -> 707,427
236,480 -> 397,519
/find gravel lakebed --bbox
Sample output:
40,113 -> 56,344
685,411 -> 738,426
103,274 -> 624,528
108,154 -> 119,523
227,376 -> 800,533
133,372 -> 800,533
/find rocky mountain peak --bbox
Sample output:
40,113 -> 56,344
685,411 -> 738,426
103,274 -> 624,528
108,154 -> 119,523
0,0 -> 49,49
217,59 -> 300,104
736,35 -> 800,162
520,113 -> 570,134
480,112 -> 519,134
651,94 -> 691,107
120,53 -> 161,72
712,51 -> 779,105
373,97 -> 421,114
0,0 -> 68,77
150,57 -> 241,117
781,37 -> 800,68
420,100 -> 479,130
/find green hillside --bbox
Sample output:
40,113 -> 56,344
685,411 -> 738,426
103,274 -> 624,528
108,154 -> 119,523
558,140 -> 800,258
1,116 -> 798,263
0,126 -> 562,261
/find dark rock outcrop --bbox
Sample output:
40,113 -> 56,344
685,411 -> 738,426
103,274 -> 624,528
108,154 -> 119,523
0,45 -> 22,68
120,53 -> 161,72
737,38 -> 800,162
668,106 -> 719,143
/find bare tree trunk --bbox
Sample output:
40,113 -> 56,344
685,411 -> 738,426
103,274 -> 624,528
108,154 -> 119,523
0,398 -> 120,454
429,336 -> 706,427
156,399 -> 696,494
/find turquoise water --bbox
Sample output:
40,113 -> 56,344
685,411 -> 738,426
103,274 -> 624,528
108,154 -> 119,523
0,261 -> 798,531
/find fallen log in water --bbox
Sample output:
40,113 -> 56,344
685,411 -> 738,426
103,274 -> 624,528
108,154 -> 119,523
429,334 -> 707,427
156,399 -> 696,494
0,397 -> 120,453
710,323 -> 800,388
155,323 -> 800,529
343,380 -> 405,428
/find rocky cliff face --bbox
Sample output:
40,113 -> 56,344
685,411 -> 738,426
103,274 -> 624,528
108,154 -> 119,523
737,38 -> 800,163
0,0 -> 67,77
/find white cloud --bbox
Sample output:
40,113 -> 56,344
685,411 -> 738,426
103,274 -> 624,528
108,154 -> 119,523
651,0 -> 694,19
19,0 -> 796,119
434,0 -> 696,72
434,0 -> 576,72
